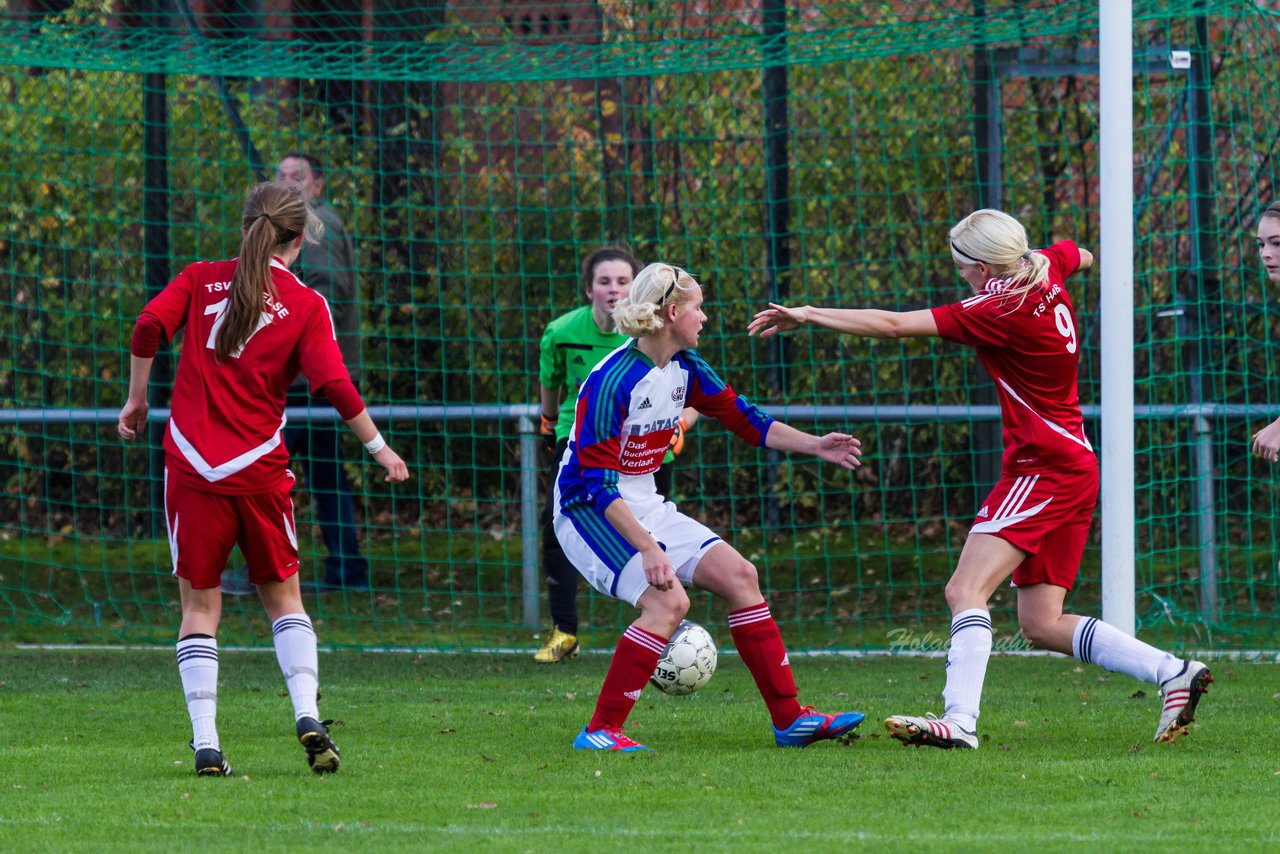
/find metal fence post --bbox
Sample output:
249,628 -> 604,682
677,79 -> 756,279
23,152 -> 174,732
1193,409 -> 1218,619
517,414 -> 540,629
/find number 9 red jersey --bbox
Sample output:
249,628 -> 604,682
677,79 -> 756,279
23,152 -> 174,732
929,240 -> 1096,476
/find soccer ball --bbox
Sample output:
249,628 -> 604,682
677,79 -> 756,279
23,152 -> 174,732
650,620 -> 717,695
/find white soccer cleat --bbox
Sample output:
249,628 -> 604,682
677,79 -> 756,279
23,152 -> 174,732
884,713 -> 978,750
1155,660 -> 1213,744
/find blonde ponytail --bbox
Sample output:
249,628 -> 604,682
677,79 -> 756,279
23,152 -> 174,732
949,209 -> 1050,307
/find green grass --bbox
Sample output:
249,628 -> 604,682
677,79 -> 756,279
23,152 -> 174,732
2,649 -> 1277,852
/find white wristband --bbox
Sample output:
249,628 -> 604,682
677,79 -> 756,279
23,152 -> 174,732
363,432 -> 387,455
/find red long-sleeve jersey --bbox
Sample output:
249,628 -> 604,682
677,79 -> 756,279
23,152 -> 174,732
131,257 -> 362,494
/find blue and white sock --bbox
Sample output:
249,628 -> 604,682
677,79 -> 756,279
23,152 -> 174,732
1073,617 -> 1182,685
941,608 -> 992,733
176,635 -> 220,751
272,613 -> 320,722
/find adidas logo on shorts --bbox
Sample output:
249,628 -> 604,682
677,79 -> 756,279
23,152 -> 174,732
976,505 -> 990,519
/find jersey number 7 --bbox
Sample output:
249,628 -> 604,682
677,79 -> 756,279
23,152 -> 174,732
204,298 -> 272,358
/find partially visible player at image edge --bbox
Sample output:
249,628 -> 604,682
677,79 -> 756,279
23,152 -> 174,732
750,208 -> 1211,748
1249,203 -> 1280,465
554,263 -> 865,752
117,181 -> 410,776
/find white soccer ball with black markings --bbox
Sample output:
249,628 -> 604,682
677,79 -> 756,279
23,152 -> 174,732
650,620 -> 717,696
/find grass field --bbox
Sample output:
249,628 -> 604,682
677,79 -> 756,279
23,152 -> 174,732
2,648 -> 1277,852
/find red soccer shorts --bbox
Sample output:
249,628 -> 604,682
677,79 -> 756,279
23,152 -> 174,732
969,467 -> 1099,590
164,468 -> 301,589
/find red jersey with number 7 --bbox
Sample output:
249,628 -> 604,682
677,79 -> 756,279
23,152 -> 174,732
930,240 -> 1095,475
138,258 -> 351,494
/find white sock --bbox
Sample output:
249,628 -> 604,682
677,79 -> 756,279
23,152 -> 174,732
1072,617 -> 1182,685
941,608 -> 992,732
176,635 -> 220,750
273,613 -> 320,721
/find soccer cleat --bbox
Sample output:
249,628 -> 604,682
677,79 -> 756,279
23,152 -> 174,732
572,726 -> 652,752
1155,660 -> 1213,744
192,744 -> 234,777
884,713 -> 978,750
533,628 -> 580,663
296,716 -> 341,774
773,705 -> 865,748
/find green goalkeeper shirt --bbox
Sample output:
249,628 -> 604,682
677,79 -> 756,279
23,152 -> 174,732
539,305 -> 629,442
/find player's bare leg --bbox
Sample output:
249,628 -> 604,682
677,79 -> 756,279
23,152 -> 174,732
1018,582 -> 1212,744
887,535 -> 1021,749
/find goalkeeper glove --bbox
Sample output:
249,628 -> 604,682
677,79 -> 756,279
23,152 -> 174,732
540,414 -> 558,456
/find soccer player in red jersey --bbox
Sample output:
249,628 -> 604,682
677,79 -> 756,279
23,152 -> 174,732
118,182 -> 409,776
750,209 -> 1211,748
556,263 -> 866,752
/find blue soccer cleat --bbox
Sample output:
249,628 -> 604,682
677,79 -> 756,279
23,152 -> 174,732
773,705 -> 865,748
573,726 -> 652,752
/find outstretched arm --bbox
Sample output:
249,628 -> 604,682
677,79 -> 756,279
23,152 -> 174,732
763,421 -> 862,469
749,303 -> 939,339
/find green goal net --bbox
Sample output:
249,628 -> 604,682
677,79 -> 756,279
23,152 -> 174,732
2,0 -> 1279,650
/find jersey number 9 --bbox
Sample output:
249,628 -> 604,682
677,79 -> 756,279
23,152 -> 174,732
1053,302 -> 1077,354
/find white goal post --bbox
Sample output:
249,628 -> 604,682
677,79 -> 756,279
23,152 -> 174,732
1100,0 -> 1136,635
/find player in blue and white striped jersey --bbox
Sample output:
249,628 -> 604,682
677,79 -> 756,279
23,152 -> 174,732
554,262 -> 866,752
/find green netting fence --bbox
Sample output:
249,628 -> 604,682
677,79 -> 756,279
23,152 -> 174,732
3,0 -> 1280,650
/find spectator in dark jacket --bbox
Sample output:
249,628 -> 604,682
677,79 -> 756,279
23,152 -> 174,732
275,152 -> 369,591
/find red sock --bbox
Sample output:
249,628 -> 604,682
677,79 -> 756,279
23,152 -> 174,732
588,624 -> 667,733
729,602 -> 802,729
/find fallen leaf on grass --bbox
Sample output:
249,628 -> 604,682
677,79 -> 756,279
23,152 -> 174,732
440,727 -> 455,734
1131,689 -> 1147,699
467,802 -> 498,810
